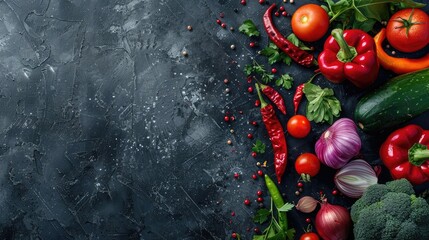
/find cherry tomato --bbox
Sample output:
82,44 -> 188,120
287,115 -> 311,138
295,153 -> 320,177
291,4 -> 329,42
300,232 -> 320,240
386,8 -> 429,53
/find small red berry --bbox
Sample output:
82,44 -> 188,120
251,121 -> 258,126
224,116 -> 230,122
240,0 -> 246,5
297,182 -> 304,188
221,23 -> 226,28
244,199 -> 251,205
271,68 -> 277,74
247,86 -> 253,93
332,189 -> 338,195
247,76 -> 253,83
282,11 -> 288,17
231,211 -> 235,216
274,11 -> 280,17
247,133 -> 253,139
232,232 -> 237,238
249,42 -> 255,48
251,152 -> 257,158
257,197 -> 264,203
254,227 -> 260,233
257,190 -> 263,196
259,0 -> 265,4
255,99 -> 260,107
224,78 -> 229,84
234,172 -> 239,179
279,6 -> 285,11
230,116 -> 236,121
257,170 -> 264,176
216,19 -> 221,25
252,174 -> 257,180
306,218 -> 311,223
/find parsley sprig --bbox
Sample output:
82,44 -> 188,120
244,62 -> 293,89
239,19 -> 260,37
252,140 -> 266,154
260,34 -> 311,65
303,82 -> 341,124
253,199 -> 295,240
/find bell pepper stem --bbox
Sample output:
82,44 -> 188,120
331,29 -> 358,62
408,143 -> 429,166
255,83 -> 268,108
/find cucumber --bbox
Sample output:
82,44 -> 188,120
354,68 -> 429,133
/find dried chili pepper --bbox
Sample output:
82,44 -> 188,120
293,84 -> 305,115
293,73 -> 320,115
256,83 -> 288,184
263,4 -> 315,68
259,83 -> 287,115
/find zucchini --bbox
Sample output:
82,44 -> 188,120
354,68 -> 429,133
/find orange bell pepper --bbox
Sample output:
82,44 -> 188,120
373,28 -> 429,75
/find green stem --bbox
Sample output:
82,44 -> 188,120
331,29 -> 358,62
307,72 -> 321,83
408,143 -> 429,166
255,83 -> 268,108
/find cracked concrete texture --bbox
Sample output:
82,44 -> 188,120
0,0 -> 428,239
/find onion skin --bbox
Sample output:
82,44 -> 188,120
315,118 -> 361,169
315,199 -> 351,240
296,196 -> 318,213
334,159 -> 378,198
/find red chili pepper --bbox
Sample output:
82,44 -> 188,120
258,83 -> 287,115
256,83 -> 288,183
263,4 -> 315,68
318,28 -> 379,88
380,124 -> 429,185
293,84 -> 305,115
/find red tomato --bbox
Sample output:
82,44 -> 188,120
300,232 -> 320,240
386,8 -> 429,53
287,115 -> 311,138
291,4 -> 329,42
295,153 -> 320,177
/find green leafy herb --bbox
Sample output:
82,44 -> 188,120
275,74 -> 293,90
260,43 -> 292,65
303,82 -> 341,124
286,33 -> 311,51
253,208 -> 270,224
253,199 -> 295,240
278,203 -> 295,212
239,19 -> 260,37
252,140 -> 266,154
323,0 -> 426,32
244,62 -> 274,84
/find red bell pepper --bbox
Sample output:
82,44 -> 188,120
380,125 -> 429,185
318,29 -> 379,88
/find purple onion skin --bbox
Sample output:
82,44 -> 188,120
315,118 -> 361,169
315,199 -> 352,240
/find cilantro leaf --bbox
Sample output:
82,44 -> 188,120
275,74 -> 293,90
286,33 -> 311,51
278,202 -> 294,212
260,43 -> 292,66
252,235 -> 264,240
244,64 -> 254,76
239,20 -> 260,37
261,73 -> 274,84
253,208 -> 270,224
303,82 -> 341,124
252,140 -> 266,154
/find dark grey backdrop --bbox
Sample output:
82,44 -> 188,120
0,0 -> 428,239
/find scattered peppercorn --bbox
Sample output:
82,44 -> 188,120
232,232 -> 237,238
224,116 -> 230,122
230,44 -> 236,50
259,0 -> 265,4
247,133 -> 253,139
252,174 -> 258,180
182,51 -> 188,57
221,23 -> 226,28
216,19 -> 221,25
295,190 -> 300,196
257,190 -> 263,196
244,199 -> 251,205
224,78 -> 229,84
231,211 -> 235,216
297,182 -> 303,188
251,121 -> 258,126
230,116 -> 235,121
253,227 -> 260,233
234,172 -> 239,179
290,0 -> 294,3
279,6 -> 285,11
251,152 -> 257,158
230,129 -> 234,134
247,86 -> 253,93
306,218 -> 311,223
187,25 -> 193,31
255,99 -> 260,107
225,88 -> 230,93
219,12 -> 225,18
298,188 -> 303,192
282,11 -> 288,17
249,42 -> 256,48
257,170 -> 264,176
271,68 -> 277,74
230,27 -> 234,31
240,0 -> 246,6
275,11 -> 280,17
227,139 -> 232,145
332,189 -> 338,195
257,197 -> 264,202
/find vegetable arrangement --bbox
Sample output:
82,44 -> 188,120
230,0 -> 429,239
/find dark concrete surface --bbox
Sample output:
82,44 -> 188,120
0,0 -> 428,239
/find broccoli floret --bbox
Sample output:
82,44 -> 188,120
351,179 -> 429,240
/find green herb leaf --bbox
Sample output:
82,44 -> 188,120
286,33 -> 311,51
278,202 -> 294,212
260,43 -> 292,66
286,228 -> 296,240
303,82 -> 341,124
244,64 -> 254,76
275,74 -> 293,90
261,73 -> 275,84
253,208 -> 270,224
324,0 -> 425,32
253,235 -> 265,240
252,140 -> 266,154
239,19 -> 260,37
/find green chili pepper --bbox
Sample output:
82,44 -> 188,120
264,174 -> 288,231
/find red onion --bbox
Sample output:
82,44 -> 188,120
315,118 -> 361,169
315,198 -> 351,240
334,159 -> 378,198
296,196 -> 318,213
